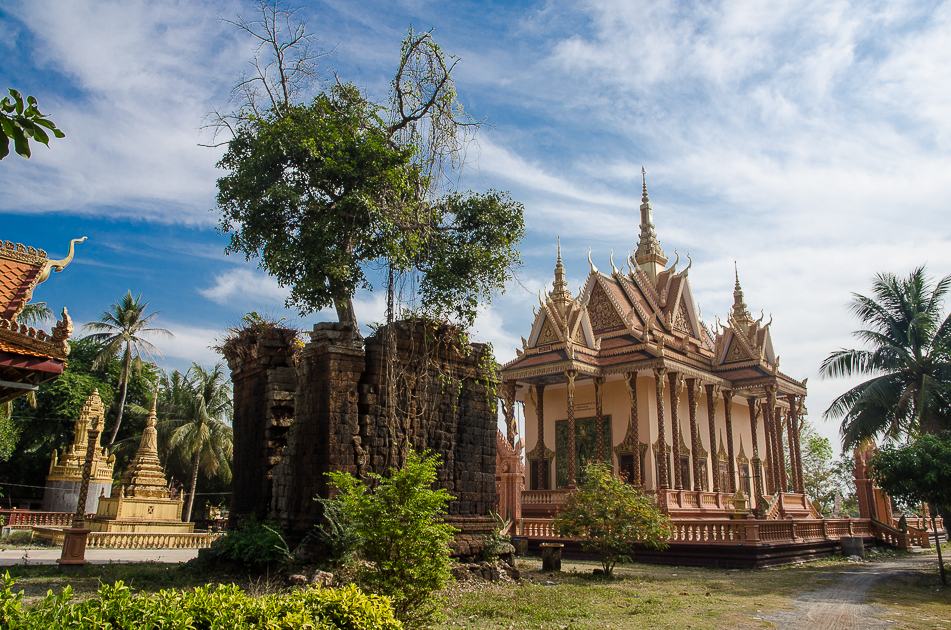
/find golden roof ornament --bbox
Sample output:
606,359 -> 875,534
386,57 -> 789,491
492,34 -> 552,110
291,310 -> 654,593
634,167 -> 668,282
732,262 -> 754,326
550,237 -> 572,312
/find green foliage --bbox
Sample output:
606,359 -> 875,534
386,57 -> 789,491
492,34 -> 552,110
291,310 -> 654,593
820,266 -> 951,449
868,432 -> 951,510
480,512 -> 513,560
326,450 -> 456,627
214,519 -> 290,569
216,24 -> 525,329
15,302 -> 53,327
0,89 -> 65,160
0,571 -> 401,630
553,461 -> 674,575
315,498 -> 364,567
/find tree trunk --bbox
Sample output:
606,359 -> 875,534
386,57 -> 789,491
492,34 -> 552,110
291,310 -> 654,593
107,376 -> 129,446
184,436 -> 202,523
933,505 -> 946,585
334,296 -> 359,329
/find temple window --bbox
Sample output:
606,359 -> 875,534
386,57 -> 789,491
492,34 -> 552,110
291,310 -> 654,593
719,460 -> 730,493
698,459 -> 709,491
555,415 -> 612,489
738,463 -> 751,496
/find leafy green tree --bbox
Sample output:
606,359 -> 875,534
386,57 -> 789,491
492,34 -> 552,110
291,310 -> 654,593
868,433 -> 951,584
161,364 -> 233,522
83,291 -> 173,445
326,449 -> 456,628
0,89 -> 65,160
552,461 -> 673,576
821,267 -> 951,449
214,8 -> 524,328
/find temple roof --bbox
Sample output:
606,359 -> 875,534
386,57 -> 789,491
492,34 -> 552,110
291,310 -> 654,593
500,176 -> 806,399
0,236 -> 85,404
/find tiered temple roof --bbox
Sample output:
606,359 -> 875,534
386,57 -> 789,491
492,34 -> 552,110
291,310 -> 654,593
0,237 -> 85,403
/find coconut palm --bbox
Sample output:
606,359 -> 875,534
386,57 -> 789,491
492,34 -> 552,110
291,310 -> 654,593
821,266 -> 951,449
83,291 -> 172,445
16,302 -> 53,327
166,363 -> 233,523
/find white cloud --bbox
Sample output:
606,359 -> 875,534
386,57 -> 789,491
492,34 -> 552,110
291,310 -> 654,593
154,321 -> 224,372
199,268 -> 289,305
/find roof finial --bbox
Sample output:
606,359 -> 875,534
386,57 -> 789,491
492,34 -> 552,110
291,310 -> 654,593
552,237 -> 570,307
641,166 -> 649,204
732,262 -> 752,324
735,261 -> 740,290
634,167 -> 667,281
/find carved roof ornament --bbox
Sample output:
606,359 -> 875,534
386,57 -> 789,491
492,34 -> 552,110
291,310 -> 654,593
550,237 -> 572,314
634,167 -> 668,282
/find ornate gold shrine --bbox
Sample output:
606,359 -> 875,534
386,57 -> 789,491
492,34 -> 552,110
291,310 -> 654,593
89,398 -> 193,533
42,390 -> 115,513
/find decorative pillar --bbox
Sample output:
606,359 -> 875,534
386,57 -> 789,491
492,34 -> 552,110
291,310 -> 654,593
762,401 -> 778,494
503,380 -> 517,445
535,384 -> 546,491
624,371 -> 641,484
687,379 -> 702,492
653,367 -> 668,489
784,399 -> 798,494
566,370 -> 577,488
767,384 -> 787,493
723,390 -> 736,493
595,376 -> 605,462
58,402 -> 102,570
748,397 -> 764,501
668,372 -> 684,490
705,384 -> 720,493
788,394 -> 805,493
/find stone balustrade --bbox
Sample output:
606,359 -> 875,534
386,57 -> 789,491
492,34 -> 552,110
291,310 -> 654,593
0,510 -> 93,528
30,527 -> 222,549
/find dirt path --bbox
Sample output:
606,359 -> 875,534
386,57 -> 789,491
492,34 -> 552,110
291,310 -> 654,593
763,555 -> 933,630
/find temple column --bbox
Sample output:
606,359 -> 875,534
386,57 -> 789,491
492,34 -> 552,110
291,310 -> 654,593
503,380 -> 517,445
668,372 -> 684,490
687,379 -> 702,491
595,376 -> 605,462
566,370 -> 577,488
767,385 -> 788,493
762,400 -> 777,494
723,389 -> 736,493
705,384 -> 720,493
624,371 -> 641,484
535,384 -> 546,490
748,397 -> 764,501
789,395 -> 805,494
653,367 -> 669,489
785,395 -> 801,493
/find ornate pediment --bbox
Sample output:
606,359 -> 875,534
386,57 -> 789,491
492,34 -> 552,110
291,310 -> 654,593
586,281 -> 627,334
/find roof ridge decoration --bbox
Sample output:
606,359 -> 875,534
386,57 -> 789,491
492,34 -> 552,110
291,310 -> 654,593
634,167 -> 668,282
1,236 -> 86,322
0,307 -> 73,360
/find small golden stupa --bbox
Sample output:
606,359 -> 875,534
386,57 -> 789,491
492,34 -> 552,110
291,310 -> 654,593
89,395 -> 193,533
42,389 -> 115,513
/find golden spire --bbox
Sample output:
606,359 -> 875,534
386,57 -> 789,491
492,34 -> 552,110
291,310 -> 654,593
634,167 -> 668,282
732,263 -> 753,325
551,237 -> 571,312
119,385 -> 169,499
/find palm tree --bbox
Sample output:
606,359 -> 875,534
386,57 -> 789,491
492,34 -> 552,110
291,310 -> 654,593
166,363 -> 233,523
83,292 -> 172,445
821,266 -> 951,449
16,302 -> 53,327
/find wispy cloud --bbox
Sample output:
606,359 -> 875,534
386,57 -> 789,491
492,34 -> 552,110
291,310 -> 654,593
199,268 -> 289,305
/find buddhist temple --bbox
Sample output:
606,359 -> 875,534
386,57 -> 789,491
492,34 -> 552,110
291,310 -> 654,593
89,396 -> 193,533
0,237 -> 84,404
42,389 -> 115,513
499,170 -> 813,524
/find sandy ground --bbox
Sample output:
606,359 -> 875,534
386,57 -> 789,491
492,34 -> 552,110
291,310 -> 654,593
0,548 -> 199,566
763,555 -> 934,630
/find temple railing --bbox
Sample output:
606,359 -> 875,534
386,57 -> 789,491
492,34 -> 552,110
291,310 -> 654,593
0,510 -> 93,529
521,490 -> 570,506
518,517 -> 879,547
31,528 -> 222,549
870,518 -> 933,550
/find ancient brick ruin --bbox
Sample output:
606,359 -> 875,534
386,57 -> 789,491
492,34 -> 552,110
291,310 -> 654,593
222,320 -> 499,558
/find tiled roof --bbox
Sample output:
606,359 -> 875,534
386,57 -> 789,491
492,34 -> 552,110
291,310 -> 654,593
0,337 -> 56,359
0,258 -> 40,319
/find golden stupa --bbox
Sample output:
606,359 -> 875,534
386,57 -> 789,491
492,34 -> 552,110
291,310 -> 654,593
89,396 -> 193,533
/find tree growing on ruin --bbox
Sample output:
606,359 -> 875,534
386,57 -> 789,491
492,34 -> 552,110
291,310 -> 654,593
553,461 -> 673,576
212,2 -> 524,329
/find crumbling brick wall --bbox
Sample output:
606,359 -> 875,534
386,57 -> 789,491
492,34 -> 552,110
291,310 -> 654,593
225,320 -> 499,558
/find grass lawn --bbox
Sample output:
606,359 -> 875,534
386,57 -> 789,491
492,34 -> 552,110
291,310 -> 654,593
2,548 -> 949,628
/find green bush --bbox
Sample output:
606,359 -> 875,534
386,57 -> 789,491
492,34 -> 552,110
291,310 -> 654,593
0,571 -> 402,629
326,450 -> 456,628
213,519 -> 290,569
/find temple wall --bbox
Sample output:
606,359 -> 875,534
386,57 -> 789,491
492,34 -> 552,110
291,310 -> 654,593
226,321 -> 499,558
41,480 -> 112,514
522,374 -> 780,495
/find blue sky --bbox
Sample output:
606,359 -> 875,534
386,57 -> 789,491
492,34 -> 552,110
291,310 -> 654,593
3,0 -> 951,452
